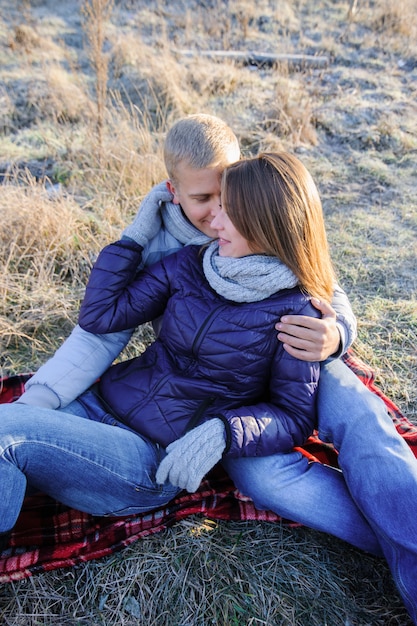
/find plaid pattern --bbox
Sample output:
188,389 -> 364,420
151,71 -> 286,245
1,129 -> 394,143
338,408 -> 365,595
1,350 -> 416,582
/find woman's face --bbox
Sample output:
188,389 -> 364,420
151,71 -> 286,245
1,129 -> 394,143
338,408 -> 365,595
210,206 -> 255,258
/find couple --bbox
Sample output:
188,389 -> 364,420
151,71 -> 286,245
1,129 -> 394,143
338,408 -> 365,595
2,114 -> 417,623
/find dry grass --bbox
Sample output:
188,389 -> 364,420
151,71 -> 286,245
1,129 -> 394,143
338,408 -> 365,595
0,520 -> 410,626
0,173 -> 103,372
373,0 -> 417,39
81,0 -> 114,158
0,0 -> 416,623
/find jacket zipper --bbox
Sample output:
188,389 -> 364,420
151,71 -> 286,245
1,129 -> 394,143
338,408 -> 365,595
191,303 -> 227,356
185,396 -> 215,433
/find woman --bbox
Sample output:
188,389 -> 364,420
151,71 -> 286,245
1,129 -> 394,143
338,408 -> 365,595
0,153 -> 376,548
76,152 -> 335,492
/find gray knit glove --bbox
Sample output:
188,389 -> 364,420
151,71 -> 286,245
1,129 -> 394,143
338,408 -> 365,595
122,181 -> 173,246
156,418 -> 226,493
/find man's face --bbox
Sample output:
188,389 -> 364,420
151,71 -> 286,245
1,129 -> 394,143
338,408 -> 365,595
167,162 -> 224,237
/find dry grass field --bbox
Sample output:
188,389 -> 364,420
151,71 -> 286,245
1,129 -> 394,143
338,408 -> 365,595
0,0 -> 416,624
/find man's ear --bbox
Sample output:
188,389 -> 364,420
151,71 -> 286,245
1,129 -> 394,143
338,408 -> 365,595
166,180 -> 180,204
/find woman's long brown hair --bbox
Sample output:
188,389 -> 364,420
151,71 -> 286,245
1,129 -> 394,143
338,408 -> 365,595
221,152 -> 335,301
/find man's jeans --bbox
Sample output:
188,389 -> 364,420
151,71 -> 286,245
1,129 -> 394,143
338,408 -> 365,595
0,391 -> 180,531
224,359 -> 417,624
1,362 -> 416,623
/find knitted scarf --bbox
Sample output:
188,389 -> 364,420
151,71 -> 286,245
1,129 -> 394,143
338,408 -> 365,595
162,202 -> 210,246
203,241 -> 299,303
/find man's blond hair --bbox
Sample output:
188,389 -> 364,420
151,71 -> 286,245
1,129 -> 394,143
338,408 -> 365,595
164,114 -> 240,183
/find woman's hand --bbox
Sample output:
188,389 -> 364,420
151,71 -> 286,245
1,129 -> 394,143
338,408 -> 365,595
156,419 -> 226,493
122,181 -> 173,246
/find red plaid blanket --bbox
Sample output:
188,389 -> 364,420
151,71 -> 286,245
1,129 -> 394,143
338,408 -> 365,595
1,351 -> 416,582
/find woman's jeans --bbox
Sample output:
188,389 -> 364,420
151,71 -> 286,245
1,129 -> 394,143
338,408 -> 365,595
0,391 -> 180,530
0,361 -> 416,623
224,359 -> 417,624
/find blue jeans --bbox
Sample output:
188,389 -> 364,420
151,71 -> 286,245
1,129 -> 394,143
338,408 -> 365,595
0,391 -> 180,531
223,359 -> 417,624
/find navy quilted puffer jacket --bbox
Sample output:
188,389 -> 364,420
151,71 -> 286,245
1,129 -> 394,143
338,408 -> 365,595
79,240 -> 321,457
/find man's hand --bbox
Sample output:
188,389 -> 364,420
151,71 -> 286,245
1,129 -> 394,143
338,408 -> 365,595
275,298 -> 340,362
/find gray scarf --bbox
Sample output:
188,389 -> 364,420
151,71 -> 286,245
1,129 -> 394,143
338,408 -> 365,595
203,241 -> 299,303
162,201 -> 210,246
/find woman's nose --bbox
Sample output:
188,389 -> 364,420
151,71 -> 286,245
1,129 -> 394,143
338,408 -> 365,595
210,212 -> 221,229
210,202 -> 221,218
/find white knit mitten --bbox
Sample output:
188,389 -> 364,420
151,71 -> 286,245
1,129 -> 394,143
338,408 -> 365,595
156,419 -> 226,493
122,181 -> 173,246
